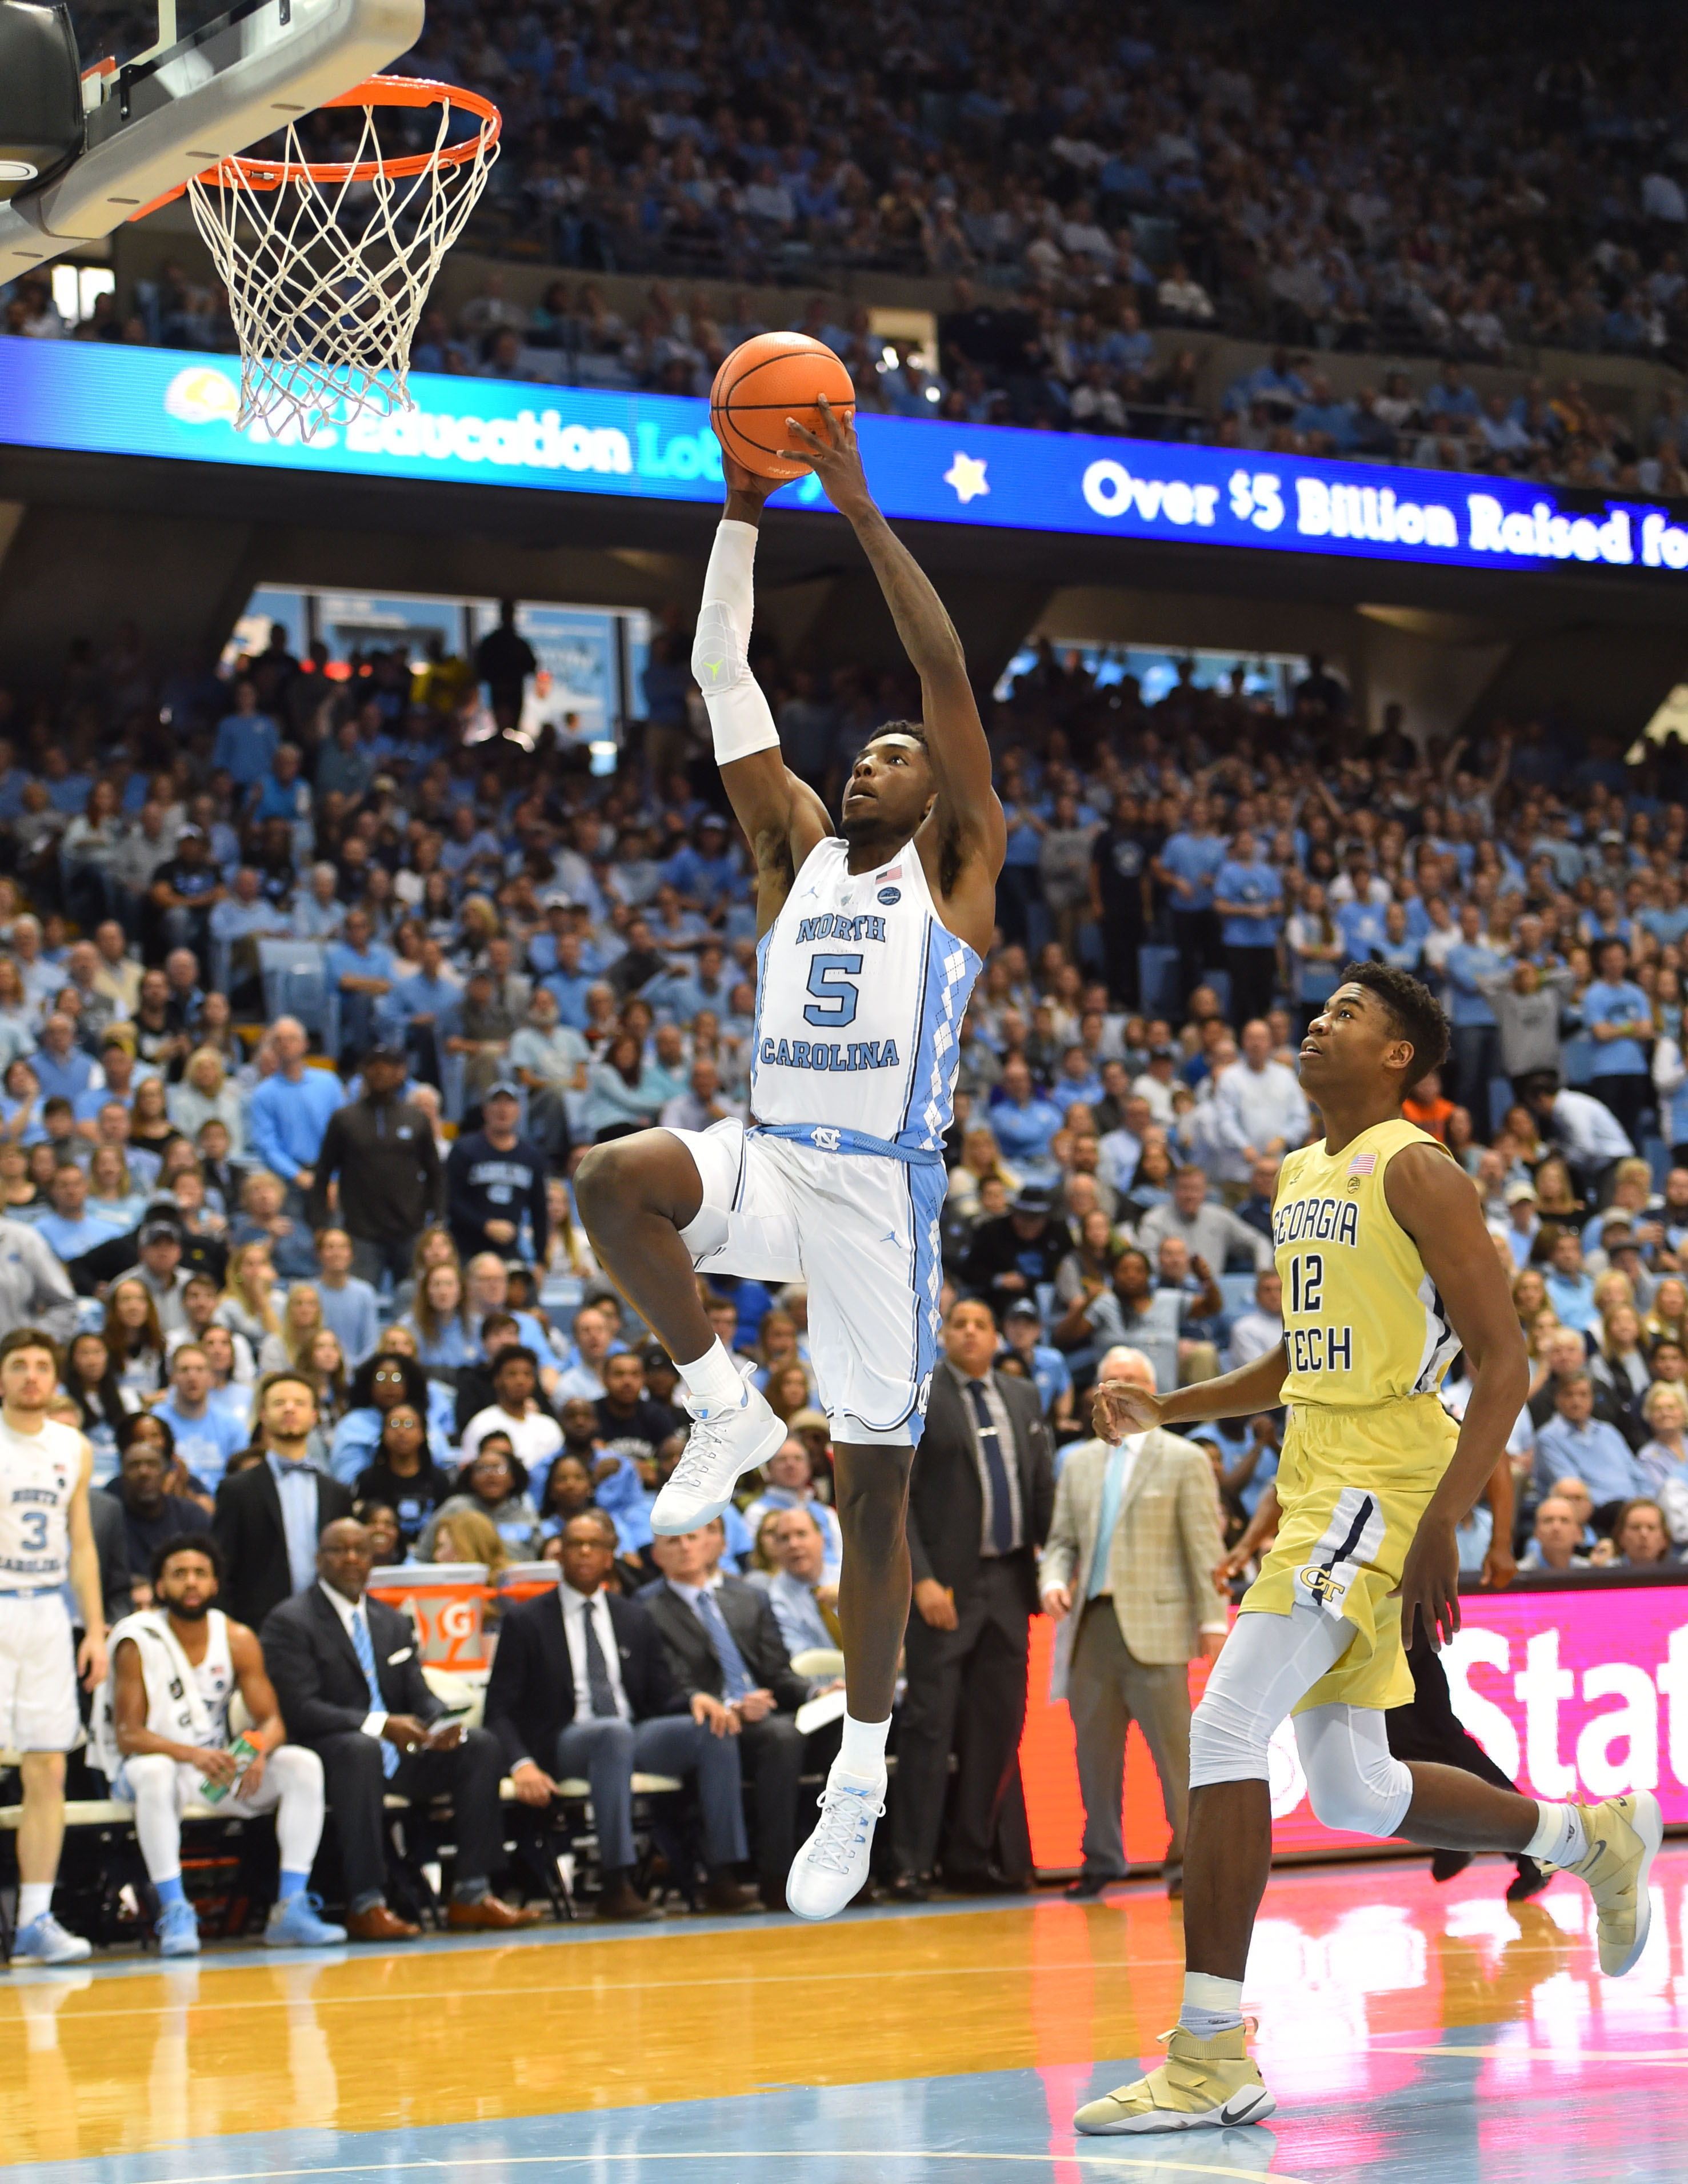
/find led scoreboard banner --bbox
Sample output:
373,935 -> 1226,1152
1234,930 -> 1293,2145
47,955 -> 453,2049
5,336 -> 1688,580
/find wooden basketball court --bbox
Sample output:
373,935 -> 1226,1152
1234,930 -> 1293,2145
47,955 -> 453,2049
4,1846 -> 1685,2182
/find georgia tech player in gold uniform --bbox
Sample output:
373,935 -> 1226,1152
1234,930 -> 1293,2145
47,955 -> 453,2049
1072,965 -> 1663,2142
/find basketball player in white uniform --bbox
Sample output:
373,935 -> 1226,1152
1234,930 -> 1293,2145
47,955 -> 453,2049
576,399 -> 1005,1918
102,1533 -> 345,1954
0,1325 -> 107,1963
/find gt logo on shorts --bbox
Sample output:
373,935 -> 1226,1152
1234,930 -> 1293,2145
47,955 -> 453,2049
1297,1565 -> 1347,1608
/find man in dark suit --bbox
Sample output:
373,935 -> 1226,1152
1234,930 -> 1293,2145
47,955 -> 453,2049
892,1296 -> 1055,1895
487,1512 -> 758,1921
641,1518 -> 812,1910
261,1514 -> 542,1941
211,1373 -> 353,1630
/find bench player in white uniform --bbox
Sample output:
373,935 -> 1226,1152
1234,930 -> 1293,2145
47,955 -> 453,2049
100,1533 -> 345,1955
0,1325 -> 108,1963
577,400 -> 1005,1918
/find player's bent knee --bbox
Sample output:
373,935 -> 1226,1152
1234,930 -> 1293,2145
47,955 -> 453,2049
1187,1681 -> 1274,1789
1297,1712 -> 1412,1838
123,1753 -> 174,1793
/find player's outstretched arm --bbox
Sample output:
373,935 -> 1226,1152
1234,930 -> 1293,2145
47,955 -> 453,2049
1387,1144 -> 1530,1648
694,455 -> 829,920
1096,1341 -> 1288,1441
786,399 -> 1006,880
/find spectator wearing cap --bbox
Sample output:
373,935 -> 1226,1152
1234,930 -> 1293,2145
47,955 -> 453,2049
109,1219 -> 195,1336
247,1017 -> 346,1215
961,1183 -> 1071,1323
307,1045 -> 444,1291
1001,1299 -> 1075,1436
147,826 -> 225,971
1496,1180 -> 1541,1272
1135,1163 -> 1274,1274
447,1083 -> 550,1265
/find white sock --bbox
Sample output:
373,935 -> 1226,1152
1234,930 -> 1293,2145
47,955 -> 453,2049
678,1339 -> 746,1410
1178,1971 -> 1245,2038
837,1713 -> 890,1782
1525,1801 -> 1589,1868
19,1883 -> 53,1925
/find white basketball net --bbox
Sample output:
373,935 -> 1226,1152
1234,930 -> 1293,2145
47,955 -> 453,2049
186,94 -> 499,442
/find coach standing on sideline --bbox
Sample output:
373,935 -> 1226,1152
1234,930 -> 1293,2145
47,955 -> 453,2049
307,1044 -> 444,1290
1038,1345 -> 1228,1900
891,1297 -> 1054,1896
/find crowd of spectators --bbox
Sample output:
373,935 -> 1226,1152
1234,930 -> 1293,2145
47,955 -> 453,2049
13,2 -> 1688,495
3,560 -> 1688,1930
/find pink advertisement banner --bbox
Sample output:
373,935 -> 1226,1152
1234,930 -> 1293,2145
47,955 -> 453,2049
1021,1583 -> 1688,1870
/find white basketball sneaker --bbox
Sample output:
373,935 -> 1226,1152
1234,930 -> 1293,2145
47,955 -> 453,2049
786,1766 -> 886,1921
651,1366 -> 786,1534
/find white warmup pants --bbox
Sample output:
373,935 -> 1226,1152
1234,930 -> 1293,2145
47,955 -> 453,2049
1188,1602 -> 1415,1839
122,1745 -> 327,1885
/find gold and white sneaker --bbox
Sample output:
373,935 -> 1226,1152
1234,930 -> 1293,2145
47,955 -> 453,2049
1074,2023 -> 1276,2136
1566,1792 -> 1663,1975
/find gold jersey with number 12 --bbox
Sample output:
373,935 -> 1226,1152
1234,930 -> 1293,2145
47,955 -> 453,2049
1272,1116 -> 1462,1412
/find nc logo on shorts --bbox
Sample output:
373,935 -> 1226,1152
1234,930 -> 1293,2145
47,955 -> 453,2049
877,887 -> 901,904
1296,1564 -> 1346,1608
811,1127 -> 841,1151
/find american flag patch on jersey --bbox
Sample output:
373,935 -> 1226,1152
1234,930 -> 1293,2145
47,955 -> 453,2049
1348,1152 -> 1377,1175
876,864 -> 902,881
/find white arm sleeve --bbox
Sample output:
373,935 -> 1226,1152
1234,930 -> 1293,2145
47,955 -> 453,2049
691,519 -> 781,766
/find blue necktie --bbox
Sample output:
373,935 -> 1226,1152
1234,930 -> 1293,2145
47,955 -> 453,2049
350,1603 -> 400,1777
1087,1441 -> 1132,1600
694,1586 -> 755,1700
968,1379 -> 1017,1554
580,1601 -> 620,1718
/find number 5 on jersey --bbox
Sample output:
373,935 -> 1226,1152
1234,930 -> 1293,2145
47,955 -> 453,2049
804,953 -> 862,1027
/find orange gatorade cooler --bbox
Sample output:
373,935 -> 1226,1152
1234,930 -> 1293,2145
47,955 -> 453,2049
368,1562 -> 490,1670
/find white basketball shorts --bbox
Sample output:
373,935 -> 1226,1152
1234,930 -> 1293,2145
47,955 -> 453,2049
667,1117 -> 946,1444
0,1592 -> 81,1752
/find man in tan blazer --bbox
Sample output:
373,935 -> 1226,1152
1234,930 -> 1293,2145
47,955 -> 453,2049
1039,1345 -> 1229,1899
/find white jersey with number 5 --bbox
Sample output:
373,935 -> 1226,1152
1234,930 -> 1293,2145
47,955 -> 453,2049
751,836 -> 982,1153
0,1414 -> 83,1588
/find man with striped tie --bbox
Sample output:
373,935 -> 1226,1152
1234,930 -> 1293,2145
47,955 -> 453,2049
641,1521 -> 813,1911
261,1516 -> 541,1941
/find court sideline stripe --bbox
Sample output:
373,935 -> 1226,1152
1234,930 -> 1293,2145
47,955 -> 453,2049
6,2153 -> 1309,2184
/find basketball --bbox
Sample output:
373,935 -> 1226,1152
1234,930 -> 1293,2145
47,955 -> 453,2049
710,331 -> 856,481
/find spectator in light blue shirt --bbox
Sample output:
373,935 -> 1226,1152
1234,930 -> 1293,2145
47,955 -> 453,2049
1533,1372 -> 1647,1513
210,682 -> 281,790
313,1228 -> 381,1365
153,1343 -> 251,1492
1543,1230 -> 1598,1333
33,1160 -> 125,1263
989,1055 -> 1065,1176
247,1019 -> 346,1199
291,864 -> 347,941
27,1015 -> 98,1105
1442,903 -> 1505,1113
1578,937 -> 1654,1148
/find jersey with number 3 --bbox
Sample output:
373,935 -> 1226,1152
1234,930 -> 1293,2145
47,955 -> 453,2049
1273,1115 -> 1461,1408
751,836 -> 982,1153
0,1415 -> 82,1586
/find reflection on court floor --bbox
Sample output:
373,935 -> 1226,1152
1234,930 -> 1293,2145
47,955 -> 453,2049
3,1848 -> 1687,2183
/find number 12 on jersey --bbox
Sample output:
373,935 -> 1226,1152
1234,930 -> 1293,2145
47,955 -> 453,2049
1287,1252 -> 1323,1314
